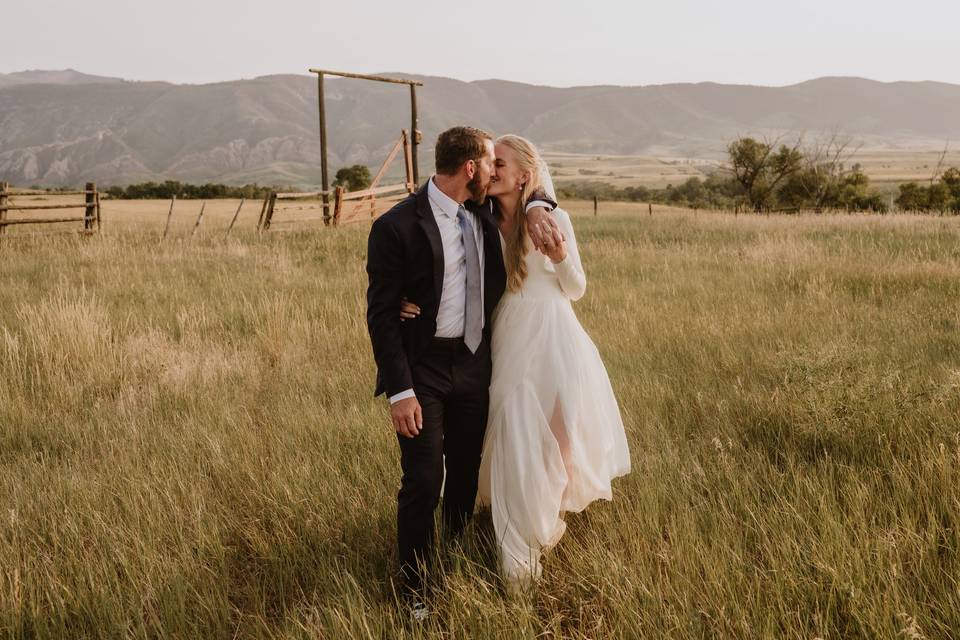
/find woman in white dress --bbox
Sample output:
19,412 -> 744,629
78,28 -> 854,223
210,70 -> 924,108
402,135 -> 630,587
479,134 -> 631,586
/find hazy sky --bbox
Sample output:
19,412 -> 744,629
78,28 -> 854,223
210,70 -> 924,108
4,0 -> 959,87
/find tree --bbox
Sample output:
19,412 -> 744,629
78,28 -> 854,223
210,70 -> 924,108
927,182 -> 951,215
942,168 -> 960,213
727,137 -> 803,212
798,135 -> 861,212
895,182 -> 927,212
333,165 -> 372,191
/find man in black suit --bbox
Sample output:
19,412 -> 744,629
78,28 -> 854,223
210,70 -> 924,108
365,126 -> 556,610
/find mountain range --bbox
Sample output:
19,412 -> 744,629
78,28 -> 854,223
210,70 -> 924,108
1,69 -> 959,188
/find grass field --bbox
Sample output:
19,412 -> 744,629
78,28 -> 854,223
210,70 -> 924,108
540,149 -> 960,190
3,200 -> 960,638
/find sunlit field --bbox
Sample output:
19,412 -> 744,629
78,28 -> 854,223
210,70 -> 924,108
542,149 -> 960,189
3,200 -> 960,638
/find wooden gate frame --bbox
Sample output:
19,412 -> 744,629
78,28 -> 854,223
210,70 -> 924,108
0,182 -> 100,236
307,68 -> 423,225
258,130 -> 415,231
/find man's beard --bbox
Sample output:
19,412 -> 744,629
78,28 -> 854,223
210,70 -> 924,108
467,171 -> 488,203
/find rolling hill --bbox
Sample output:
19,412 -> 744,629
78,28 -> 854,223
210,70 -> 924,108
1,70 -> 958,187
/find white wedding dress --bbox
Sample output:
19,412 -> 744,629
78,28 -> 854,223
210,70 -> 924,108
477,207 -> 631,584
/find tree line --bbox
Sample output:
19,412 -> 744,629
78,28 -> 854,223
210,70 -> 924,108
894,168 -> 960,214
104,181 -> 276,200
80,149 -> 960,215
558,137 -> 959,214
102,166 -> 373,201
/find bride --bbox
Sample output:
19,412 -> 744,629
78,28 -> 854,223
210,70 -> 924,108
403,135 -> 631,587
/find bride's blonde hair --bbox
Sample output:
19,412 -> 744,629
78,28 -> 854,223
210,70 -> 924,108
496,135 -> 544,293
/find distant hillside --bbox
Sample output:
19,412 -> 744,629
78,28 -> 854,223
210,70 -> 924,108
0,68 -> 126,88
1,71 -> 959,187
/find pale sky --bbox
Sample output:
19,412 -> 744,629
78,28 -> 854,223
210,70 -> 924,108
4,0 -> 959,87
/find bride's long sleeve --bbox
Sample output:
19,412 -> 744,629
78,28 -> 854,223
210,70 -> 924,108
552,209 -> 586,301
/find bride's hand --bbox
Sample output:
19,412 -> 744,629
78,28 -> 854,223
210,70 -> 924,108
536,223 -> 567,263
400,297 -> 420,322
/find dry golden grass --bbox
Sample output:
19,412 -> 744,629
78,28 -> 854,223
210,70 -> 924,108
2,203 -> 960,638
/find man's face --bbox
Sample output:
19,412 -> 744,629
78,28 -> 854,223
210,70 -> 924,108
467,139 -> 497,201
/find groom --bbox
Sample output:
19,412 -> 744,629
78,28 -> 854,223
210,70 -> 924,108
365,126 -> 556,604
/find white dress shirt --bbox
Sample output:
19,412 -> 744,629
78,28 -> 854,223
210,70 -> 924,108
428,177 -> 485,339
390,180 -> 550,404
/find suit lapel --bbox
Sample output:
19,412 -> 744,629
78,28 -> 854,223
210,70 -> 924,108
415,183 -> 444,303
477,199 -> 506,320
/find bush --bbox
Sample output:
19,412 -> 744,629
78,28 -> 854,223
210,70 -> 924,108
333,165 -> 372,192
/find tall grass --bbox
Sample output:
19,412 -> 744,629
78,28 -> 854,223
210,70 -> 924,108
2,203 -> 959,638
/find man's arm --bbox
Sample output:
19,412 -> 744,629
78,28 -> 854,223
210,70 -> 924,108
524,188 -> 561,251
366,219 -> 422,437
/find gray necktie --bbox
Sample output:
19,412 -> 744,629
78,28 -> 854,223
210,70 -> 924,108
457,205 -> 482,354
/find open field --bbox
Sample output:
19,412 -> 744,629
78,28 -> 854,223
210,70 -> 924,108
541,149 -> 960,190
3,203 -> 960,638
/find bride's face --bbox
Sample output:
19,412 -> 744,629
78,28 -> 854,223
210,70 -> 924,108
488,143 -> 529,197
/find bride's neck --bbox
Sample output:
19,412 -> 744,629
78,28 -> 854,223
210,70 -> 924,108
496,193 -> 520,225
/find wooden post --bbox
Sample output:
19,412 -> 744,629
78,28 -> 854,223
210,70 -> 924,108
263,192 -> 278,231
95,189 -> 102,232
318,72 -> 330,225
333,186 -> 344,225
402,129 -> 414,193
84,182 -> 96,233
648,202 -> 653,216
256,193 -> 269,231
225,198 -> 245,238
593,195 -> 598,217
190,202 -> 206,237
410,84 -> 419,186
0,182 -> 8,236
161,195 -> 176,241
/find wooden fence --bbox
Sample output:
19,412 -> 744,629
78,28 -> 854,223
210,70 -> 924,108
258,130 -> 416,231
0,182 -> 101,235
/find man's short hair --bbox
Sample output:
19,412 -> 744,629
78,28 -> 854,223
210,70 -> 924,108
434,126 -> 493,176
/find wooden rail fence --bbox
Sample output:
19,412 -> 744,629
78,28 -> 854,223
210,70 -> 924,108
0,182 -> 101,236
258,130 -> 416,231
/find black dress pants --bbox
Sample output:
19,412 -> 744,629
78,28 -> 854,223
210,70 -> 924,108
396,336 -> 491,594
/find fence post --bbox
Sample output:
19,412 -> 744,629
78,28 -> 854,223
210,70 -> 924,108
0,182 -> 7,236
410,85 -> 419,186
593,195 -> 598,217
95,189 -> 102,232
262,192 -> 278,231
161,195 -> 176,242
333,186 -> 345,225
225,198 -> 245,238
648,202 -> 652,216
190,202 -> 206,237
318,72 -> 330,225
256,193 -> 269,231
84,182 -> 96,233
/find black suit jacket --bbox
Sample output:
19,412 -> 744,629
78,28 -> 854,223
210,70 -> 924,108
365,181 -> 553,398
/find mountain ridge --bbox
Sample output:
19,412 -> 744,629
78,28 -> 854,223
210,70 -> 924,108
1,70 -> 958,187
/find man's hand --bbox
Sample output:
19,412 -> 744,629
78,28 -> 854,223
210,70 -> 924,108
538,222 -> 567,263
526,206 -> 563,252
391,396 -> 423,438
